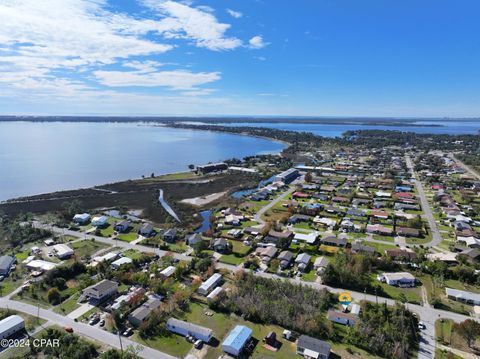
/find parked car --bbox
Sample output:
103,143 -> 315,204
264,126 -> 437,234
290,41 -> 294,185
194,340 -> 203,349
64,327 -> 74,333
99,319 -> 105,327
122,328 -> 133,337
418,321 -> 426,330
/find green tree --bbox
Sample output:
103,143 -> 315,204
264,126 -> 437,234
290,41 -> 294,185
454,319 -> 480,348
47,287 -> 61,305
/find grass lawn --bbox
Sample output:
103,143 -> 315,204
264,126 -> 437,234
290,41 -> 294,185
53,292 -> 80,315
71,240 -> 109,258
15,249 -> 30,261
123,249 -> 143,260
435,318 -> 453,345
117,232 -> 138,242
230,241 -> 251,256
372,234 -> 395,242
293,222 -> 313,230
133,332 -> 193,358
0,265 -> 28,296
218,254 -> 244,265
372,274 -> 422,304
319,245 -> 340,253
301,270 -> 317,282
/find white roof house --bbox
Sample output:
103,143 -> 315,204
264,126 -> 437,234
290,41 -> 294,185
92,216 -> 108,227
207,286 -> 224,301
93,251 -> 119,263
0,315 -> 25,340
53,244 -> 74,259
111,257 -> 133,269
294,232 -> 318,244
73,213 -> 90,223
198,273 -> 222,296
26,260 -> 57,272
378,272 -> 416,287
160,266 -> 176,278
446,288 -> 480,305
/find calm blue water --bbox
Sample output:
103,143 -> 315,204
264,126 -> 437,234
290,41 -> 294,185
216,120 -> 480,137
0,122 -> 285,201
231,175 -> 276,198
195,210 -> 213,233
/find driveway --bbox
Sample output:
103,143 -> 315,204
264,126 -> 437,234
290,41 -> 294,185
67,302 -> 94,320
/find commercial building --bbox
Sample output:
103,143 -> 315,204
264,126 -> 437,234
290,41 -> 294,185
82,279 -> 118,304
274,168 -> 299,184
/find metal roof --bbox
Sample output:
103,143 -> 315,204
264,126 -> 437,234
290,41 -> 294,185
222,325 -> 252,351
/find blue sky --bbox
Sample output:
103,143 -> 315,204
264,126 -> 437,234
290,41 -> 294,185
1,0 -> 479,117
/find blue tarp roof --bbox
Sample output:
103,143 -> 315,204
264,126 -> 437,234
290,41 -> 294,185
222,325 -> 252,350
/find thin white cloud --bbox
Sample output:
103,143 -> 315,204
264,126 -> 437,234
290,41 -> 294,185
94,68 -> 220,90
226,8 -> 242,19
141,0 -> 242,51
248,35 -> 268,49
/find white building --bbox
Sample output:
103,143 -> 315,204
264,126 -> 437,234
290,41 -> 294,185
377,272 -> 416,287
26,259 -> 56,272
166,318 -> 213,342
111,257 -> 133,269
198,273 -> 222,296
53,244 -> 74,259
446,288 -> 480,306
73,213 -> 90,224
91,216 -> 108,227
0,315 -> 25,340
294,232 -> 318,244
160,266 -> 176,278
207,286 -> 224,301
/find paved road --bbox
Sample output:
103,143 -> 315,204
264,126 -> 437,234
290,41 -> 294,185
0,297 -> 178,359
449,153 -> 480,180
253,187 -> 296,224
405,154 -> 442,248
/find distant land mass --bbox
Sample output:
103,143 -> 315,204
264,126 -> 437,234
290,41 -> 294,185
3,115 -> 479,126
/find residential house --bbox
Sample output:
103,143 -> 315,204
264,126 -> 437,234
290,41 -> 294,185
327,310 -> 358,326
91,216 -> 108,227
138,223 -> 155,237
222,325 -> 253,357
0,256 -> 15,276
320,235 -> 347,247
277,251 -> 294,269
0,315 -> 25,341
296,335 -> 331,359
295,253 -> 311,272
111,257 -> 133,269
351,241 -> 375,255
294,232 -> 318,245
385,249 -> 418,261
128,297 -> 162,327
314,256 -> 329,274
53,244 -> 74,259
186,233 -> 203,247
445,288 -> 480,305
212,238 -> 230,253
377,272 -> 416,287
198,273 -> 222,296
72,213 -> 90,225
166,318 -> 213,342
397,227 -> 420,238
162,228 -> 178,242
366,224 -> 393,236
114,220 -> 130,233
255,246 -> 278,264
82,279 -> 118,304
288,214 -> 312,224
